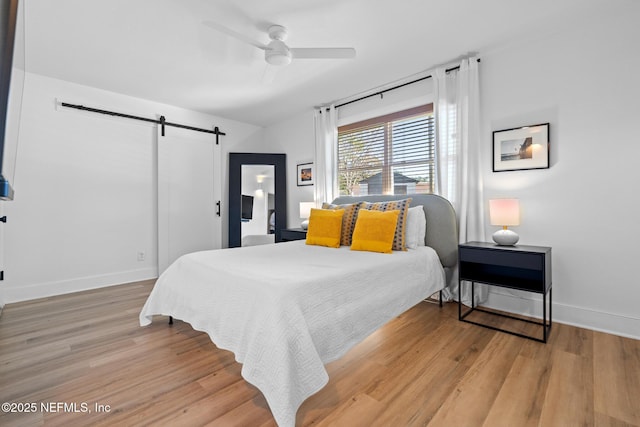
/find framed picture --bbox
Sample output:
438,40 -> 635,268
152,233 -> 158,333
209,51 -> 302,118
296,162 -> 314,186
493,123 -> 550,172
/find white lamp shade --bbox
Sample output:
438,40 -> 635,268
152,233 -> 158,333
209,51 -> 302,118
489,199 -> 520,226
299,202 -> 315,219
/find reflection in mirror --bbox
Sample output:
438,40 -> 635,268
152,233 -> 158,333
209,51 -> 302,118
228,153 -> 287,248
241,165 -> 275,246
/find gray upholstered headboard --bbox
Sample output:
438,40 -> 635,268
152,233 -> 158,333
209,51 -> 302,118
331,194 -> 458,269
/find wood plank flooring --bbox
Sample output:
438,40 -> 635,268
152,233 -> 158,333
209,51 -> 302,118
0,280 -> 638,426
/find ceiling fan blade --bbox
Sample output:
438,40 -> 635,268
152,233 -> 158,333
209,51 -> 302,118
290,48 -> 356,59
202,21 -> 268,51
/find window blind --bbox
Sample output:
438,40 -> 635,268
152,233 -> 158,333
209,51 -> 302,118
337,104 -> 434,196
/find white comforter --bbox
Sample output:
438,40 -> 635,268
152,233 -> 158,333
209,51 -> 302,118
139,240 -> 445,426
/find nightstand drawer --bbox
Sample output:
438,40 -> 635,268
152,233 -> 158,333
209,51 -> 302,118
281,228 -> 307,242
460,247 -> 542,270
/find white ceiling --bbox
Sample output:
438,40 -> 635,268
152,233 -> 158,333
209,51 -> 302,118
23,0 -> 618,127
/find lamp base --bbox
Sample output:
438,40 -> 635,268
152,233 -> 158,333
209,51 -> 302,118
301,219 -> 309,230
492,229 -> 519,246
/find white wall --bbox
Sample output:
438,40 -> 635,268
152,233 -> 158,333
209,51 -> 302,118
480,4 -> 640,338
1,73 -> 261,303
263,4 -> 640,339
263,110 -> 316,229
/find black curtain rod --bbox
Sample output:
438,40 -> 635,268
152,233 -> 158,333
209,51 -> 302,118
60,102 -> 226,143
330,59 -> 480,111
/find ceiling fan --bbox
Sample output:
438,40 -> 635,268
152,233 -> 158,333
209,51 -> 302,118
203,21 -> 356,66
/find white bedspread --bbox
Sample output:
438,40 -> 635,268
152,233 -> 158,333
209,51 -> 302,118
139,240 -> 445,427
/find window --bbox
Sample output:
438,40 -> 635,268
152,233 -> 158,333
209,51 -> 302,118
337,104 -> 434,196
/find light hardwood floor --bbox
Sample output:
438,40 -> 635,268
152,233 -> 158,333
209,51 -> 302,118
0,280 -> 638,426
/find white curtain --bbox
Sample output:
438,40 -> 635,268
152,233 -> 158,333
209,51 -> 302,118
313,105 -> 338,205
433,57 -> 486,304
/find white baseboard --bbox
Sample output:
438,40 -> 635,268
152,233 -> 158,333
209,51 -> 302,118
484,289 -> 640,341
1,267 -> 158,304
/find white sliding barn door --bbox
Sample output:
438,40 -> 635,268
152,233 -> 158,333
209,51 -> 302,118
157,125 -> 221,274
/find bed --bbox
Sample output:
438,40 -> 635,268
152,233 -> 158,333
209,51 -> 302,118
139,194 -> 458,427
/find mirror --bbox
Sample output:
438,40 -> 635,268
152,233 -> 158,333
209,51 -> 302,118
241,164 -> 274,245
228,153 -> 286,248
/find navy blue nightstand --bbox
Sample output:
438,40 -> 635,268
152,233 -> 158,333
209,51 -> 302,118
458,241 -> 552,343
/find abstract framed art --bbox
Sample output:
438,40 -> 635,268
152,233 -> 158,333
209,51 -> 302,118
493,123 -> 550,172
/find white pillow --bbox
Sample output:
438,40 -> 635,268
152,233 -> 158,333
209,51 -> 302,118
405,205 -> 426,249
417,207 -> 426,246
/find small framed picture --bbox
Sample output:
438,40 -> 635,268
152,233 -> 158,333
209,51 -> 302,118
493,123 -> 550,172
297,162 -> 314,186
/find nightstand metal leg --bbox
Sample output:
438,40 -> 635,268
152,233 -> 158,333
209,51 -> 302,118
471,281 -> 475,309
549,288 -> 553,329
543,291 -> 547,342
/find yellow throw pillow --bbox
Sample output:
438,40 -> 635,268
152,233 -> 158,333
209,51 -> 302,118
305,208 -> 345,248
359,198 -> 412,251
321,202 -> 361,245
350,209 -> 400,254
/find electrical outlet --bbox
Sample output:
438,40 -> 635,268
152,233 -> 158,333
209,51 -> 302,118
137,251 -> 145,262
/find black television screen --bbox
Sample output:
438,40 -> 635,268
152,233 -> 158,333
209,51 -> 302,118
241,195 -> 254,220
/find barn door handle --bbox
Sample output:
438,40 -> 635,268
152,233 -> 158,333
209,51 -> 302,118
216,201 -> 221,217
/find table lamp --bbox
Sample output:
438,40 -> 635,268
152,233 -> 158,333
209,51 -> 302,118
489,199 -> 520,246
299,202 -> 315,230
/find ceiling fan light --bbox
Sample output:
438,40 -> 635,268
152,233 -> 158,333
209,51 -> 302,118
265,50 -> 292,66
